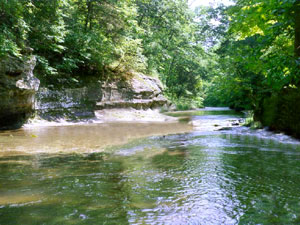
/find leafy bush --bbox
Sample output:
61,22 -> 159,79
173,97 -> 204,111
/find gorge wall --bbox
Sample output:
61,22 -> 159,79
0,54 -> 168,129
0,54 -> 39,129
35,73 -> 168,122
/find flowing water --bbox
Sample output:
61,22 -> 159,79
1,108 -> 300,224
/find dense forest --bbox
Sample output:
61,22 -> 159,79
1,0 -> 300,113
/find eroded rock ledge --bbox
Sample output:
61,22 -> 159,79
0,55 -> 169,128
0,54 -> 40,129
35,73 -> 169,122
97,74 -> 168,110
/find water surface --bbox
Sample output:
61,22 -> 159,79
1,108 -> 300,224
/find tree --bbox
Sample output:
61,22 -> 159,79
294,1 -> 300,57
0,0 -> 29,57
205,0 -> 300,109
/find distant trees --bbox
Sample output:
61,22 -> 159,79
135,0 -> 207,103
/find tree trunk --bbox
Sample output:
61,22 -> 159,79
85,0 -> 92,31
295,0 -> 300,57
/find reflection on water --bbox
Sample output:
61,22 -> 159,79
1,108 -> 300,224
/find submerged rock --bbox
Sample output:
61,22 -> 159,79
95,108 -> 176,122
0,54 -> 39,129
218,127 -> 233,131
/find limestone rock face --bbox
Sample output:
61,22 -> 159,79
34,73 -> 169,122
35,84 -> 102,121
96,73 -> 169,110
33,73 -> 168,122
0,55 -> 40,128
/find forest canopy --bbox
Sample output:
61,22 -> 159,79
205,0 -> 300,109
1,0 -> 299,110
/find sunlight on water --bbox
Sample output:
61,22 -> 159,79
0,122 -> 192,155
1,108 -> 300,224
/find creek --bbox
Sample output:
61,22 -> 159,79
0,108 -> 300,224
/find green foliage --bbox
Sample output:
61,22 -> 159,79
173,97 -> 204,111
243,111 -> 263,129
0,0 -> 28,57
134,1 -> 217,103
204,0 -> 300,112
3,0 -> 298,113
0,0 -> 211,104
0,0 -> 144,82
227,0 -> 299,88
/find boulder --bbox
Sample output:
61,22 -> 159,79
0,54 -> 39,129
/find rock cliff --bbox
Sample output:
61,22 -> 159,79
0,54 -> 39,129
35,73 -> 169,122
97,73 -> 168,110
0,54 -> 169,128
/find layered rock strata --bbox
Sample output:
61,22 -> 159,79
0,54 -> 39,128
35,73 -> 169,121
96,74 -> 168,110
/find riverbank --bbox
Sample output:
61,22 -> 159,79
255,87 -> 300,139
0,54 -> 170,130
25,108 -> 177,128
